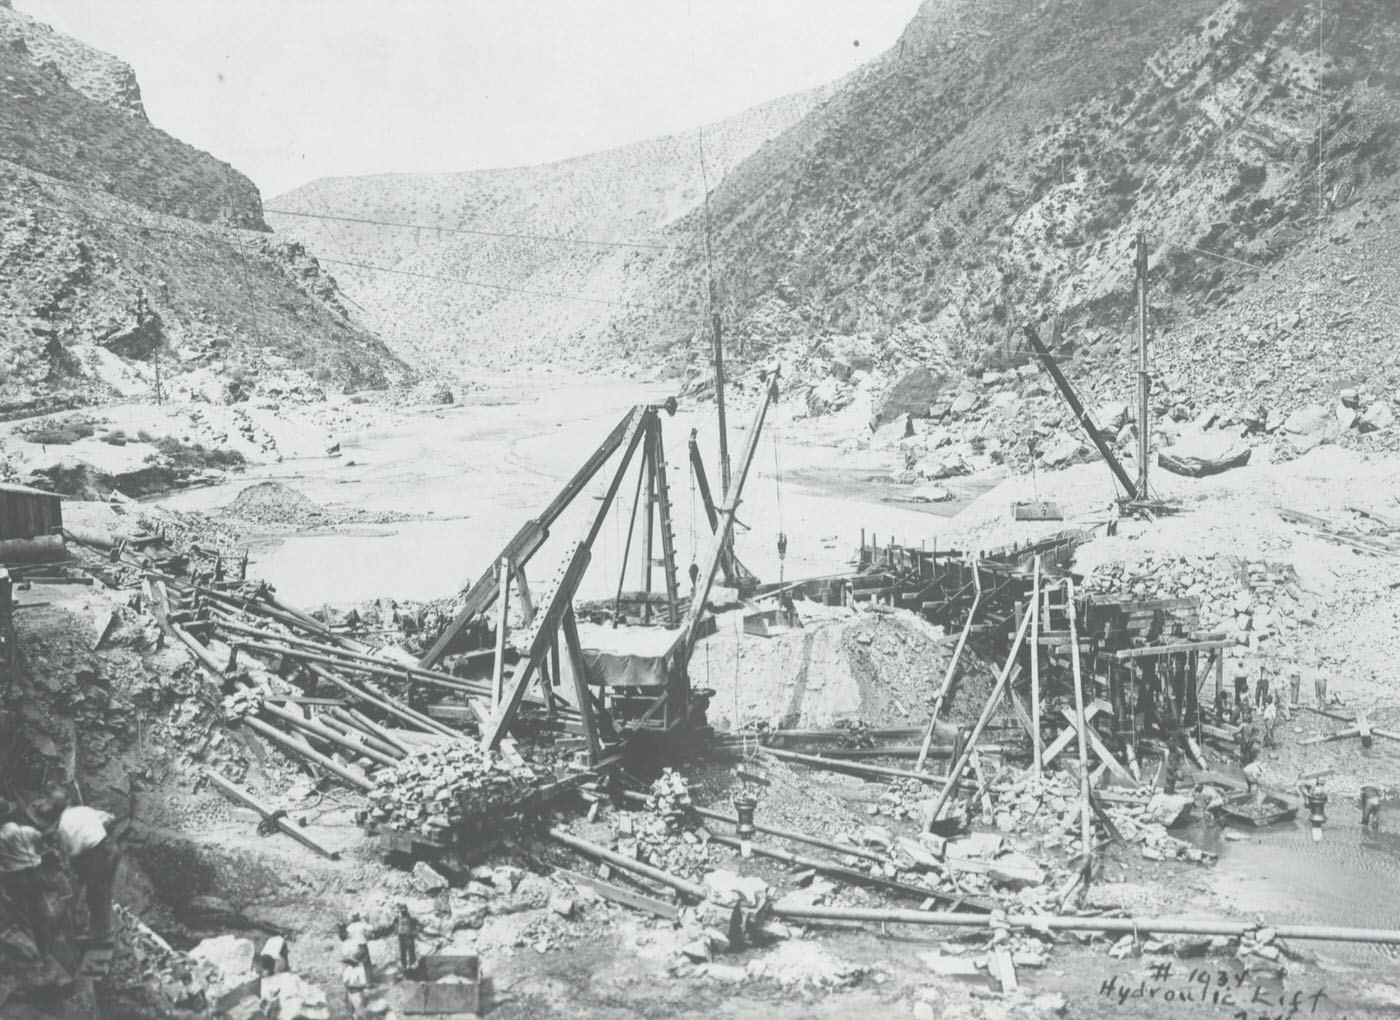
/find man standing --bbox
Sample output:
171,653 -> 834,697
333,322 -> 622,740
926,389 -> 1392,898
395,903 -> 418,974
1262,695 -> 1278,749
1315,669 -> 1328,708
341,946 -> 370,1018
1289,670 -> 1302,712
0,798 -> 52,954
38,792 -> 119,939
1256,668 -> 1270,710
1233,672 -> 1249,716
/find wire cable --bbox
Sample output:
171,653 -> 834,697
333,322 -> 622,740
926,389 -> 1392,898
264,206 -> 701,253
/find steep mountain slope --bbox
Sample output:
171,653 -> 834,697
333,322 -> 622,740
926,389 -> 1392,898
652,0 -> 1400,393
271,0 -> 1400,457
268,86 -> 837,371
0,3 -> 406,418
624,0 -> 1400,447
0,1 -> 262,228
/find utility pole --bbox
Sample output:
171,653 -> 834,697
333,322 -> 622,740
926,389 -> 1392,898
1134,231 -> 1149,501
710,299 -> 732,496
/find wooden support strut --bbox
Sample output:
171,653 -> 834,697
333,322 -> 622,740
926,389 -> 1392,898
1066,578 -> 1093,869
924,603 -> 1033,824
1031,556 -> 1043,774
915,555 -> 982,771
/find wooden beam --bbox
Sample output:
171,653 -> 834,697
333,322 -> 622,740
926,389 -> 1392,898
924,602 -> 1033,823
1066,578 -> 1093,865
491,558 -> 512,707
562,607 -> 601,765
1058,707 -> 1134,784
916,555 -> 982,771
204,768 -> 339,859
1112,639 -> 1235,660
1031,556 -> 1042,775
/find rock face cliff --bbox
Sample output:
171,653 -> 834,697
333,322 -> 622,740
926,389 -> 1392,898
0,2 -> 407,417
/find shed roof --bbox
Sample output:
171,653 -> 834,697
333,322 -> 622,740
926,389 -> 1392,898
0,483 -> 61,500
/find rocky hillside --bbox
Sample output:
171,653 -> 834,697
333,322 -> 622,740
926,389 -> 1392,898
0,3 -> 408,420
269,0 -> 1400,473
657,0 -> 1400,398
268,85 -> 838,371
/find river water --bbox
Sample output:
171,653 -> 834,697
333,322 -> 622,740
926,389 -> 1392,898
155,375 -> 952,606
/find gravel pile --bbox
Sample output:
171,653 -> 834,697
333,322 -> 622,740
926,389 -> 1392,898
224,480 -> 327,528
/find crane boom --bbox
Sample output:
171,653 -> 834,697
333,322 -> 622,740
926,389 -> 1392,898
1021,323 -> 1139,498
682,369 -> 780,659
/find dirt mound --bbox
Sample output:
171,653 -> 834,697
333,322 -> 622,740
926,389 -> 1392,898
224,481 -> 326,527
695,603 -> 995,731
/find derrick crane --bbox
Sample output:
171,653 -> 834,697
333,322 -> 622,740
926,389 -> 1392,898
418,372 -> 781,764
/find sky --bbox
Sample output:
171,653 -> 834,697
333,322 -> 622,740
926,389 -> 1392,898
21,0 -> 921,198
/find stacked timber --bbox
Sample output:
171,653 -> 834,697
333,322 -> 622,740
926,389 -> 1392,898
366,744 -> 543,840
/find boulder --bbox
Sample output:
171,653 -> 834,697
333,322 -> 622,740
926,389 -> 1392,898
411,862 -> 449,894
949,392 -> 980,417
1359,402 -> 1394,433
1283,404 -> 1328,435
190,935 -> 260,1013
806,377 -> 852,416
1040,435 -> 1085,467
1096,401 -> 1130,430
1144,792 -> 1194,829
909,483 -> 953,503
260,973 -> 331,1020
872,367 -> 942,428
1336,403 -> 1358,429
703,870 -> 771,910
917,453 -> 968,481
1157,432 -> 1251,478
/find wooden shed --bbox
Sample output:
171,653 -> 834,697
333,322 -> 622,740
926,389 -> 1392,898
0,483 -> 63,542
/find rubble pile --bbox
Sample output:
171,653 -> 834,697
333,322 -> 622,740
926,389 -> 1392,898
223,481 -> 328,528
614,769 -> 715,879
1088,552 -> 1318,668
108,905 -> 230,1013
366,744 -> 545,839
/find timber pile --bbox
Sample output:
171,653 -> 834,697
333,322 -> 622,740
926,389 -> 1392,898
366,743 -> 544,839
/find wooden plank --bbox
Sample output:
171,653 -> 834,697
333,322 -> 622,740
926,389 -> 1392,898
1040,703 -> 1105,766
552,866 -> 680,920
1058,708 -> 1134,784
1111,639 -> 1235,660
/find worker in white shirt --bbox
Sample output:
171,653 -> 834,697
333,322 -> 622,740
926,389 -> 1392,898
341,940 -> 370,1017
36,791 -> 120,939
0,797 -> 54,953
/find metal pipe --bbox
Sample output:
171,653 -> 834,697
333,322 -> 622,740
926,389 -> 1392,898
547,826 -> 705,900
771,905 -> 1400,945
305,662 -> 458,740
754,746 -> 970,787
240,716 -> 374,792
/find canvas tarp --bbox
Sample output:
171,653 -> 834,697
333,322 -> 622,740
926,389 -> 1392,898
576,622 -> 685,689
